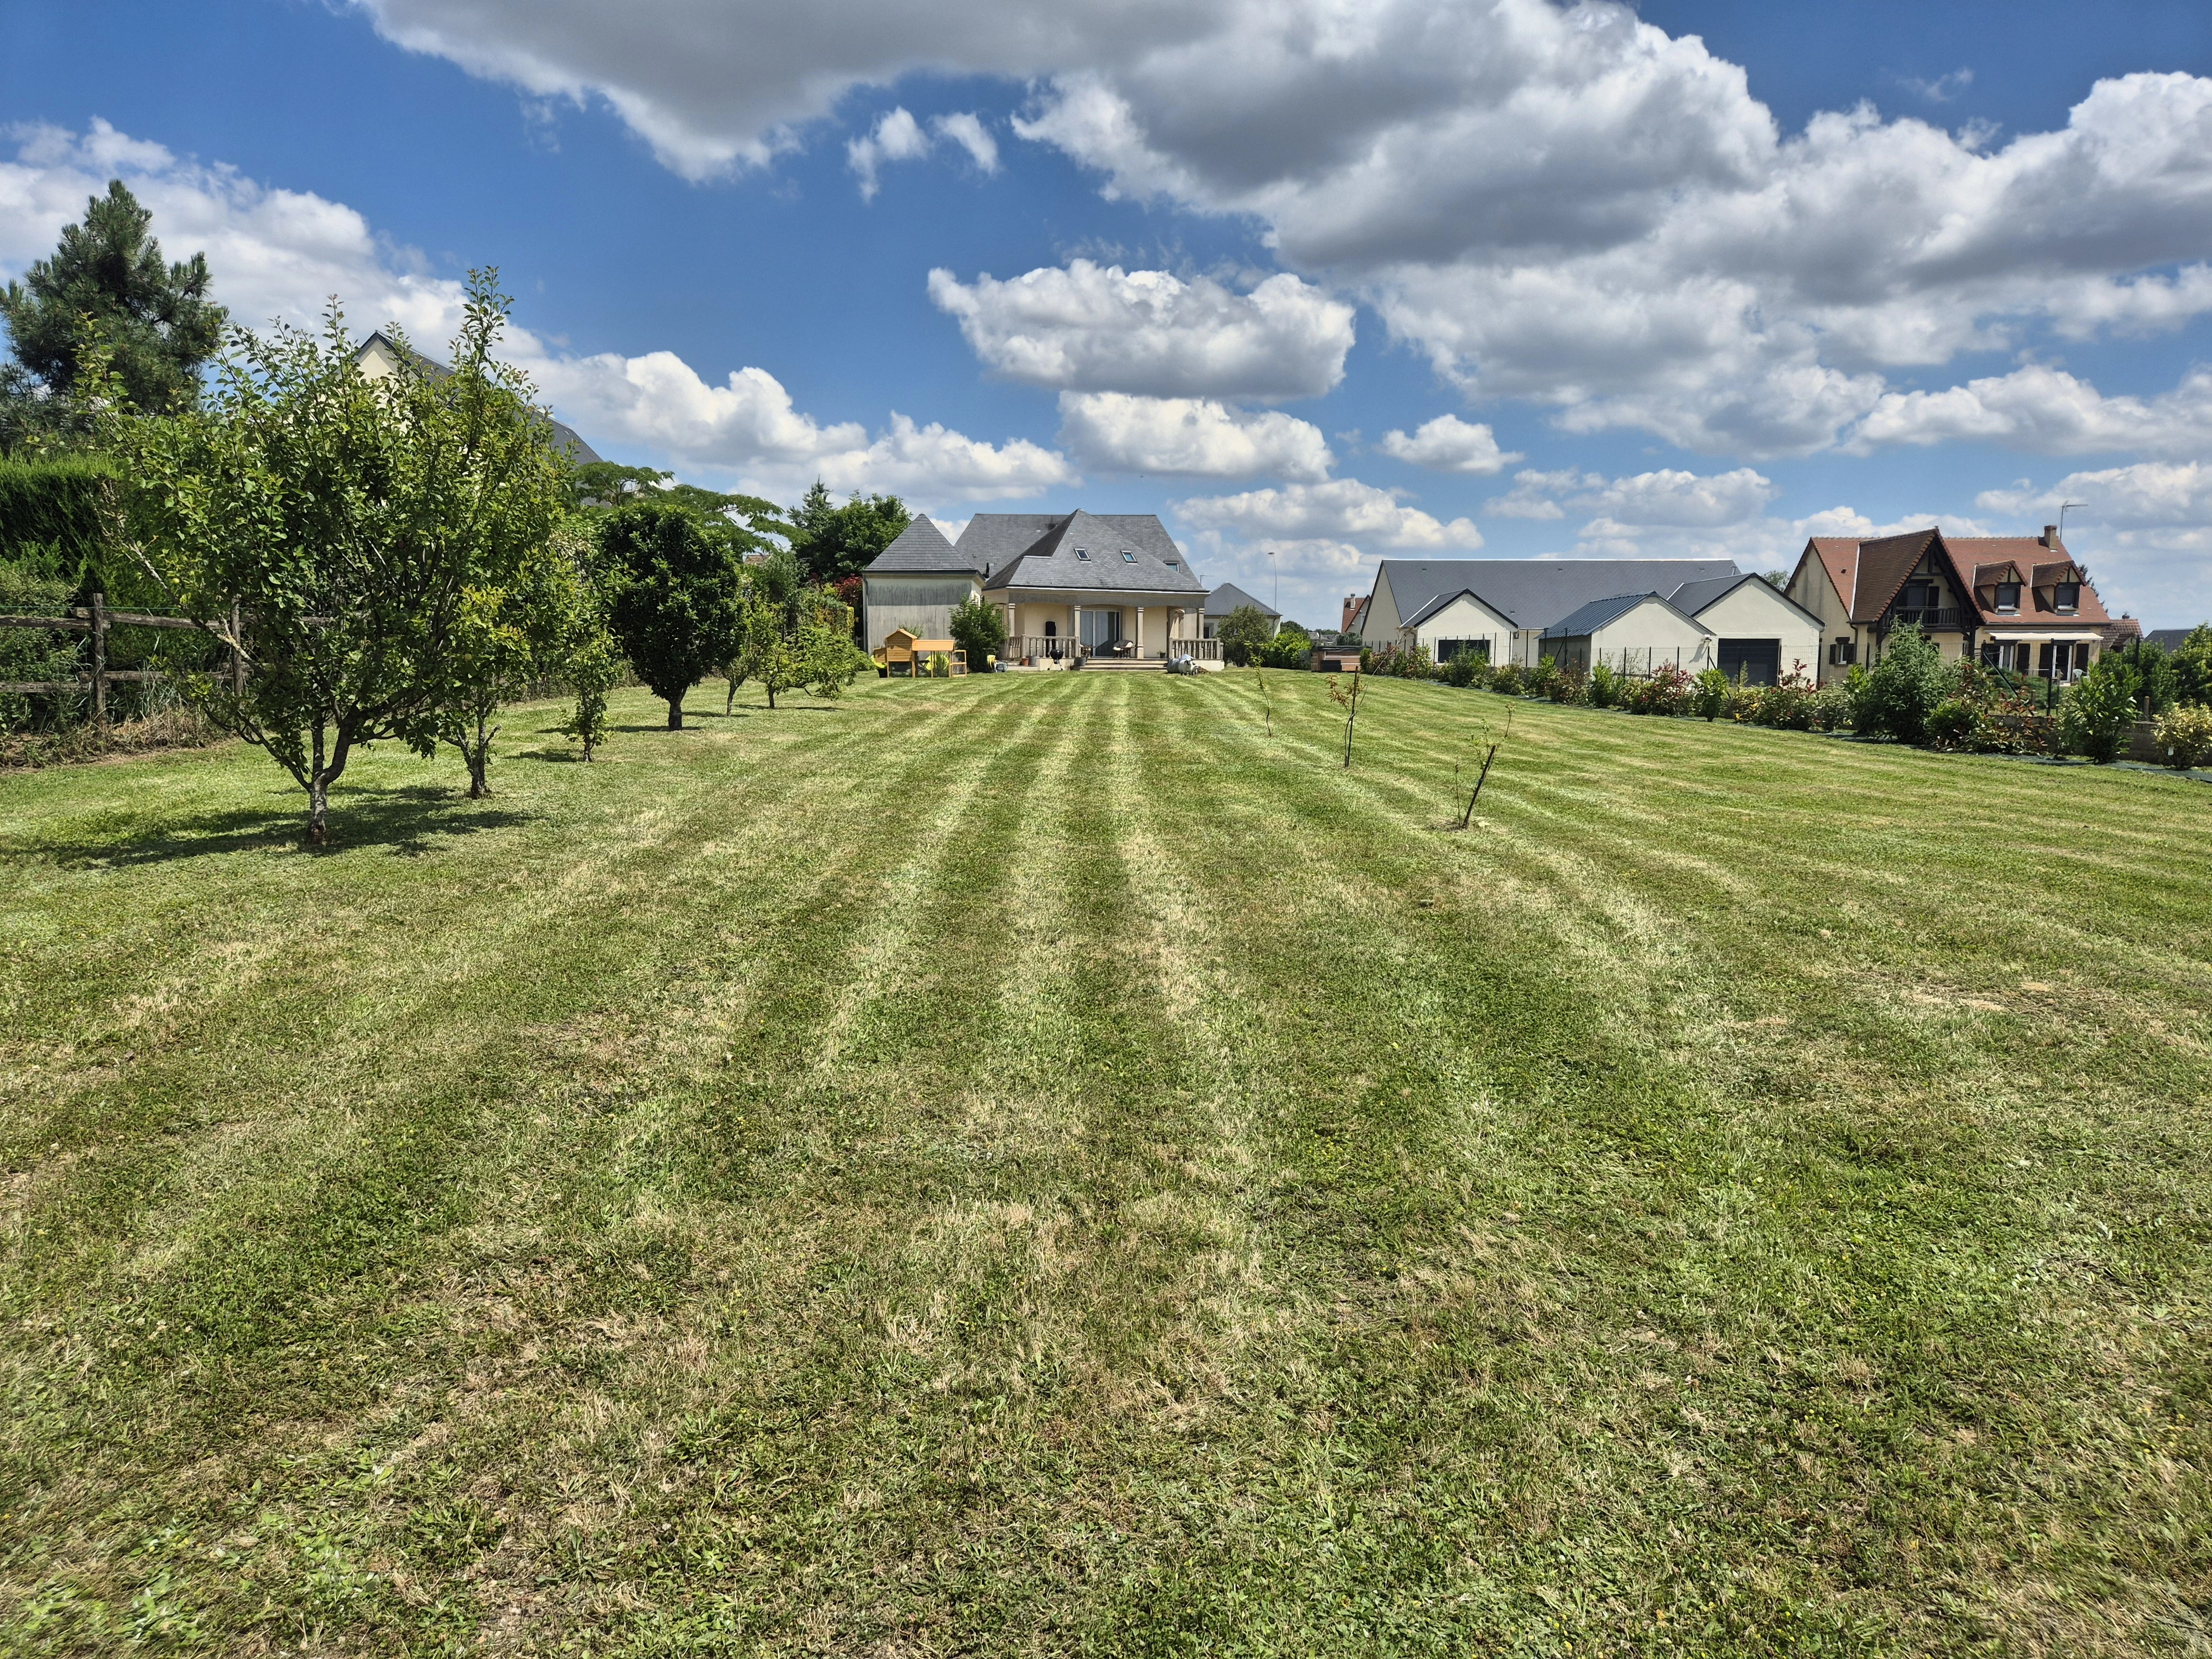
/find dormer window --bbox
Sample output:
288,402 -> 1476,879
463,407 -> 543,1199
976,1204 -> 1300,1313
1995,581 -> 2021,612
2054,581 -> 2079,613
1165,559 -> 1179,568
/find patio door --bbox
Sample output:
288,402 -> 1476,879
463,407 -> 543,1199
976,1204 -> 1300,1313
1080,610 -> 1121,648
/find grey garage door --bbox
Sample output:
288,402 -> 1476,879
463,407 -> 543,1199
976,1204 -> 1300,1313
1718,638 -> 1781,685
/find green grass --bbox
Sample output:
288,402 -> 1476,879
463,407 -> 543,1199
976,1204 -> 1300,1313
1,672 -> 2208,1656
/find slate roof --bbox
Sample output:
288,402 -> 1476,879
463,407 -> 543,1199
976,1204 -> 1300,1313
2148,627 -> 2203,651
1400,587 -> 1507,629
863,515 -> 974,575
1376,558 -> 1740,631
1665,572 -> 1825,629
1205,581 -> 1277,618
966,510 -> 1208,596
353,331 -> 602,464
1543,592 -> 1707,639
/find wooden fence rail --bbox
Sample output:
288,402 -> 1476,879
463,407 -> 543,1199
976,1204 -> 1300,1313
0,594 -> 243,718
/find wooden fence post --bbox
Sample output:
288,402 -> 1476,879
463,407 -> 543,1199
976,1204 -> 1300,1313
91,591 -> 108,727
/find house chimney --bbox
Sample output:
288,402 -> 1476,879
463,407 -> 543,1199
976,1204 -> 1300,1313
1343,594 -> 1362,632
2042,524 -> 2058,547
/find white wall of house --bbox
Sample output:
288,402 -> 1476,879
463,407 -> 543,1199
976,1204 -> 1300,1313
1401,592 -> 1516,665
863,575 -> 979,651
1690,581 -> 1823,684
1560,599 -> 1713,675
1361,568 -> 1407,640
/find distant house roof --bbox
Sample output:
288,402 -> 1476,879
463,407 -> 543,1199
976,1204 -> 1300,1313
1377,557 -> 1740,630
1543,591 -> 1708,640
1665,572 -> 1825,629
966,510 -> 1208,596
351,331 -> 602,464
2147,627 -> 2202,651
1205,581 -> 1277,618
862,515 -> 976,575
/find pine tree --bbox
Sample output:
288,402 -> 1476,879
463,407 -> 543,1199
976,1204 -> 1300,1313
1,179 -> 228,425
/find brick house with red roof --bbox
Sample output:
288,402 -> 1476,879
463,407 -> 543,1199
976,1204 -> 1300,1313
1786,524 -> 2112,687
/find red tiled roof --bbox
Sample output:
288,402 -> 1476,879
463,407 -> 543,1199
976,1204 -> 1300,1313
1947,536 -> 2110,627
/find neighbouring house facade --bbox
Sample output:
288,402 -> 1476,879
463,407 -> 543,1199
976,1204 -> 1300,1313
1362,558 -> 1740,669
1788,525 -> 2114,685
353,332 -> 603,462
1203,582 -> 1279,639
1542,593 -> 1717,676
860,510 -> 1219,667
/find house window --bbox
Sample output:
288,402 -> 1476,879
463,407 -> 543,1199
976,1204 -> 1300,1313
1435,638 -> 1490,664
1075,548 -> 1090,561
1121,550 -> 1137,562
1828,637 -> 1856,666
1079,610 -> 1121,648
2054,581 -> 2079,612
1995,582 -> 2021,612
1901,580 -> 1936,609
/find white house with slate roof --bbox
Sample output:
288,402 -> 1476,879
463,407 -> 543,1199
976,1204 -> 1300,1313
1202,582 -> 1279,639
862,510 -> 1219,668
1541,592 -> 1715,676
1366,559 -> 1740,669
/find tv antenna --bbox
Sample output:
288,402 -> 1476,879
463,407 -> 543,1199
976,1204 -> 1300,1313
2057,500 -> 2085,543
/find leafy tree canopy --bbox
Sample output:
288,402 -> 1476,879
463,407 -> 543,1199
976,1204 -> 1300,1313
1215,603 -> 1277,667
573,462 -> 781,560
597,500 -> 748,729
784,479 -> 910,585
105,270 -> 573,842
1,179 -> 227,442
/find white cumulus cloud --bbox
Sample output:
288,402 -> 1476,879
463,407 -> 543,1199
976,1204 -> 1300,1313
1057,392 -> 1332,481
927,261 -> 1353,399
1172,478 -> 1481,549
1376,414 -> 1520,475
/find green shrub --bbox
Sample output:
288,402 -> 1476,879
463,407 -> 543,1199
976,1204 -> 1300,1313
1441,651 -> 1480,688
1751,668 -> 1818,731
1549,663 -> 1587,704
1588,661 -> 1619,708
1691,668 -> 1729,722
1256,623 -> 1312,670
1810,684 -> 1853,731
1626,664 -> 1692,716
949,592 -> 1008,670
2153,703 -> 2212,769
1527,656 -> 1562,700
0,557 -> 81,732
2174,624 -> 2212,707
1861,626 -> 1947,743
2057,654 -> 2141,763
1926,699 -> 1976,749
1489,662 -> 1525,696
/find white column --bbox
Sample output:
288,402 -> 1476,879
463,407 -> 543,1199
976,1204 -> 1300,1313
1137,606 -> 1146,658
1071,603 -> 1082,662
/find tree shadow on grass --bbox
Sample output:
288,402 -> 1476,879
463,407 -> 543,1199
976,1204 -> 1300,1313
1,782 -> 537,869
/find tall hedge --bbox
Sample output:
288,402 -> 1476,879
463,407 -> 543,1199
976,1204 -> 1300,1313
0,454 -> 118,580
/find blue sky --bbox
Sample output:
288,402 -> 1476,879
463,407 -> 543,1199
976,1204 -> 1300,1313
4,0 -> 2212,627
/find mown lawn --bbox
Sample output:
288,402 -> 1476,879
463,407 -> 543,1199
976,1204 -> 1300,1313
1,670 -> 2207,1656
